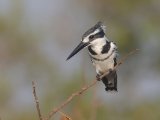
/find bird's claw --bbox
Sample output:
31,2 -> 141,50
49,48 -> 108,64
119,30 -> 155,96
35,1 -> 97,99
96,74 -> 101,81
108,69 -> 113,73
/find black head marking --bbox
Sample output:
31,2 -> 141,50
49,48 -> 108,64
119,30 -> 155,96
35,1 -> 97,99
92,30 -> 105,40
82,21 -> 105,40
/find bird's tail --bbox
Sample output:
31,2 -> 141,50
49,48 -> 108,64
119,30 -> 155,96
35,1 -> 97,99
101,71 -> 117,91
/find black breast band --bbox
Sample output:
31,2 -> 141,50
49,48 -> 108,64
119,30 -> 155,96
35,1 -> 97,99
90,49 -> 115,62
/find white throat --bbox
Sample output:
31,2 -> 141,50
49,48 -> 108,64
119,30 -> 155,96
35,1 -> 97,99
90,37 -> 107,54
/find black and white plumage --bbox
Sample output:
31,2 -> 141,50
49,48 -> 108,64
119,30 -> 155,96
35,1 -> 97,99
67,22 -> 118,91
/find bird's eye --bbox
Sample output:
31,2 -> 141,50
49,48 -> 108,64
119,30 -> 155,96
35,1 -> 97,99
89,35 -> 94,39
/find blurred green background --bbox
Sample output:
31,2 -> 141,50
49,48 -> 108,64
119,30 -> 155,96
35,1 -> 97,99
0,0 -> 160,120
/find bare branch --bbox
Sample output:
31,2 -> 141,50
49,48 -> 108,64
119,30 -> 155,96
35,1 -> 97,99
43,49 -> 139,120
59,111 -> 72,120
32,81 -> 43,120
99,49 -> 140,79
44,80 -> 98,120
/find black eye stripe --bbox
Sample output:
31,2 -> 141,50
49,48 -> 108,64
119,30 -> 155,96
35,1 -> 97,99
89,35 -> 94,39
94,30 -> 104,38
82,21 -> 103,39
89,30 -> 105,41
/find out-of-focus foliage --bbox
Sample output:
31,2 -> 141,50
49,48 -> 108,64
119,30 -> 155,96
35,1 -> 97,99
0,0 -> 160,120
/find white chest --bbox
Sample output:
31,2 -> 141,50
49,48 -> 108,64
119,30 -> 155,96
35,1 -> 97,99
90,38 -> 106,54
92,52 -> 116,74
90,42 -> 118,74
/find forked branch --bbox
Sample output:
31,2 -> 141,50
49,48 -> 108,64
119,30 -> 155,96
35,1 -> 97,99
32,49 -> 139,120
43,49 -> 139,120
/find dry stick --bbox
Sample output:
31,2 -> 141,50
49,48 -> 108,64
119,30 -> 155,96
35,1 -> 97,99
44,80 -> 98,120
32,81 -> 43,120
59,111 -> 72,120
44,49 -> 140,120
100,49 -> 140,79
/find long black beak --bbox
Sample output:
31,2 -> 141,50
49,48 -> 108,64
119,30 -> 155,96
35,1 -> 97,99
66,42 -> 89,60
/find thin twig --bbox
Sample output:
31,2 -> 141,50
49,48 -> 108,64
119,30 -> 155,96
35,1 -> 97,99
32,81 -> 43,120
43,49 -> 139,120
44,80 -> 98,120
59,111 -> 72,120
100,49 -> 140,79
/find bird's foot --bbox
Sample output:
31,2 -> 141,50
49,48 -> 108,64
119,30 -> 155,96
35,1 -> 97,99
108,68 -> 116,75
96,74 -> 101,81
108,68 -> 113,73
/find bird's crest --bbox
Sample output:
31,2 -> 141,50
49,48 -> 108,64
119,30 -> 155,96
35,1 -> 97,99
82,21 -> 106,39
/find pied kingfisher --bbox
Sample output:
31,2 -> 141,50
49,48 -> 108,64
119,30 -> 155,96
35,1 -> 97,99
67,22 -> 118,91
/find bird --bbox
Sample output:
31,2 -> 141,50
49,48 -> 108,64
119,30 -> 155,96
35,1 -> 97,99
67,21 -> 118,91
